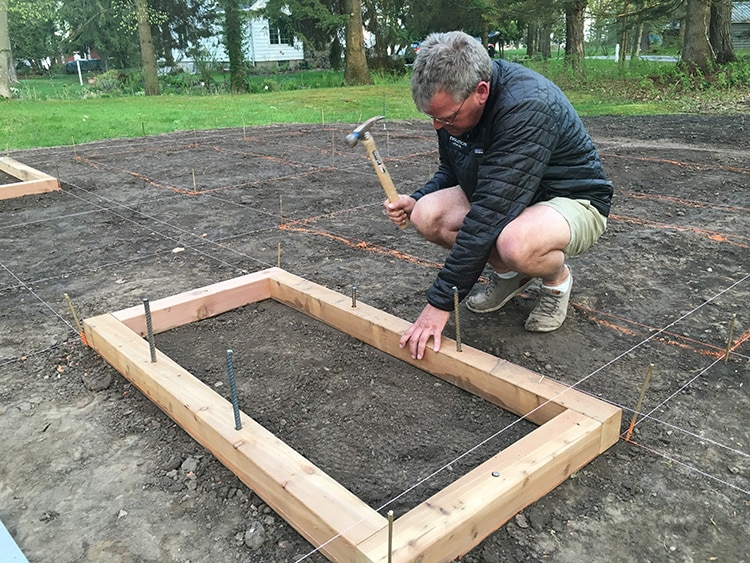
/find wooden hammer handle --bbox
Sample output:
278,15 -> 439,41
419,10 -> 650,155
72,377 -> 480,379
361,135 -> 409,229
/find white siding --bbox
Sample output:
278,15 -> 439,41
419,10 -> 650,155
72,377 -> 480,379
248,18 -> 304,64
166,9 -> 303,73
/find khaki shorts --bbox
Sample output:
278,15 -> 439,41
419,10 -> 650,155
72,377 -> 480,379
535,198 -> 607,258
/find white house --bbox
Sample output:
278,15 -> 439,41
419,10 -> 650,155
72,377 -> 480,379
168,0 -> 304,73
733,2 -> 750,49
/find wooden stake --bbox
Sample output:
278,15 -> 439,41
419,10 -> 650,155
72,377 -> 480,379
64,293 -> 88,346
72,137 -> 77,159
191,168 -> 197,194
624,363 -> 654,442
321,109 -> 325,124
277,243 -> 281,268
724,314 -> 736,363
279,195 -> 283,225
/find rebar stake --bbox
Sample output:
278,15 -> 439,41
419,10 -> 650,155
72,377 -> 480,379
724,314 -> 737,364
64,293 -> 88,346
624,363 -> 654,442
453,286 -> 462,352
143,298 -> 156,363
387,510 -> 394,563
277,243 -> 281,268
351,286 -> 357,308
226,350 -> 242,430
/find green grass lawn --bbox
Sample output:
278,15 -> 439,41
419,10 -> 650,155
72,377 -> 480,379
3,53 -> 749,150
1,84 -> 426,149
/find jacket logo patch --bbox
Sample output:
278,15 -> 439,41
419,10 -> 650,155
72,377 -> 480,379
449,136 -> 468,150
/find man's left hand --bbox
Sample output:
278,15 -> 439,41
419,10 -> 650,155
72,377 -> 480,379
399,304 -> 451,360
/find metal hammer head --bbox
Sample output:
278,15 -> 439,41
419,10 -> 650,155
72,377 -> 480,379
345,115 -> 385,147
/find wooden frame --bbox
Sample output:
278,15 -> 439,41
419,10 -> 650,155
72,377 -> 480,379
83,267 -> 621,562
0,157 -> 61,200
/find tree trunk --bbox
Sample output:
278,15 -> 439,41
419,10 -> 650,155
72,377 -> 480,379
223,0 -> 246,93
682,0 -> 713,75
640,26 -> 650,53
709,0 -> 735,64
539,23 -> 552,58
135,0 -> 160,96
630,21 -> 644,59
617,2 -> 630,66
526,22 -> 537,57
161,21 -> 176,67
343,0 -> 372,85
0,0 -> 12,99
564,0 -> 587,76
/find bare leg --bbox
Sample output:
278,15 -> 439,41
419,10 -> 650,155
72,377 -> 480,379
494,204 -> 571,286
412,189 -> 571,286
410,187 -> 469,249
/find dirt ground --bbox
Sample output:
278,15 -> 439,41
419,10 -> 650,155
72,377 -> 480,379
0,115 -> 748,563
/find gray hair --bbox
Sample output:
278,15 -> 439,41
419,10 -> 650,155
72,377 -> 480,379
411,31 -> 493,112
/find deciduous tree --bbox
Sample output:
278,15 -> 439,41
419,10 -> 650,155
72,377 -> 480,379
344,0 -> 371,84
221,0 -> 246,93
7,0 -> 58,73
0,0 -> 12,98
709,0 -> 735,64
135,0 -> 159,95
263,0 -> 371,85
682,0 -> 712,74
564,0 -> 588,75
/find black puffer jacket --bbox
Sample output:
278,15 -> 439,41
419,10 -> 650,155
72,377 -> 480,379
411,59 -> 613,311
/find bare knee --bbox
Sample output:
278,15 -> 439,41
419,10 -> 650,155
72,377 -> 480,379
411,201 -> 444,242
496,231 -> 530,270
411,187 -> 469,248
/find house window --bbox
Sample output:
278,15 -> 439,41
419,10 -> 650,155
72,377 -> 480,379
269,26 -> 293,45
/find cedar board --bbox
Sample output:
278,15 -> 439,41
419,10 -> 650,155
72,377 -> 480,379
83,267 -> 621,563
0,157 -> 61,200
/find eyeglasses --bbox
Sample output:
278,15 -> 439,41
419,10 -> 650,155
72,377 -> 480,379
425,95 -> 468,126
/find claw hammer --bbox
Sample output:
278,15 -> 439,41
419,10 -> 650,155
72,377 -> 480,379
346,116 -> 409,229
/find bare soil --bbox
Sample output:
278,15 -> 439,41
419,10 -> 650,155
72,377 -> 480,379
0,116 -> 748,563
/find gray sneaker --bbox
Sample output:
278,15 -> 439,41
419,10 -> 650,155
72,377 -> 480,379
466,272 -> 534,314
524,270 -> 573,332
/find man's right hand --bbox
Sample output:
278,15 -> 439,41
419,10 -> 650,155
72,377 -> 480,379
383,195 -> 416,227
